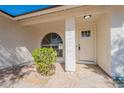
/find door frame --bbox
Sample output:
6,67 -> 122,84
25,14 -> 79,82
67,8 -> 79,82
76,21 -> 97,64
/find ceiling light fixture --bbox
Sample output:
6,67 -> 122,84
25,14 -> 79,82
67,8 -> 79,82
84,15 -> 92,19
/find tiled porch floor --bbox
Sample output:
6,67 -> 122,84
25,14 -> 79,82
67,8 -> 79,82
0,63 -> 115,88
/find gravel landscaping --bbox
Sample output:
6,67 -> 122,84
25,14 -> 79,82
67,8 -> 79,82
0,63 -> 115,88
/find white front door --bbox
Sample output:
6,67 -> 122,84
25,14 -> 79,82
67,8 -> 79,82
78,28 -> 95,64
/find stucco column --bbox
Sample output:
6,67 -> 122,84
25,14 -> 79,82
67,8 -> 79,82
65,17 -> 76,72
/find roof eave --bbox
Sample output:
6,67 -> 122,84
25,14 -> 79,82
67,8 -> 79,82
0,5 -> 81,21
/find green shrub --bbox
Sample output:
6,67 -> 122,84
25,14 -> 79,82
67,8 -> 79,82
32,48 -> 57,76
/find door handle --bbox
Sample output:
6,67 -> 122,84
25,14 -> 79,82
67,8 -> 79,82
78,44 -> 80,50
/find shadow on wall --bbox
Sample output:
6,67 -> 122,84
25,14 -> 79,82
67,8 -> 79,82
111,13 -> 124,79
0,41 -> 34,69
111,35 -> 124,78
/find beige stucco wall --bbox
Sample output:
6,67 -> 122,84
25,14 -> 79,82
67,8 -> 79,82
96,13 -> 111,76
25,19 -> 65,62
32,20 -> 65,47
0,15 -> 39,68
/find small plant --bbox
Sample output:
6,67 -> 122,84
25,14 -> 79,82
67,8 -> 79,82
32,48 -> 57,76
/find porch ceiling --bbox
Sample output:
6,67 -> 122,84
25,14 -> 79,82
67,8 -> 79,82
18,6 -> 110,26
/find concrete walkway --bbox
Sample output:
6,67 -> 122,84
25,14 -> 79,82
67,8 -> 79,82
0,63 -> 115,88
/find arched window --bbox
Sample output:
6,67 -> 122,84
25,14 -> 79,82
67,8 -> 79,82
41,32 -> 63,57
